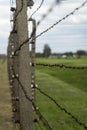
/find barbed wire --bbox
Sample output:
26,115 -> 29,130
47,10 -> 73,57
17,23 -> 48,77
12,70 -> 53,130
34,0 -> 87,39
9,1 -> 87,129
36,0 -> 66,26
35,119 -> 43,130
29,0 -> 61,42
33,104 -> 53,130
10,0 -> 14,6
37,1 -> 57,26
36,63 -> 87,70
29,0 -> 45,18
29,2 -> 55,41
38,123 -> 43,130
14,0 -> 87,55
35,85 -> 87,130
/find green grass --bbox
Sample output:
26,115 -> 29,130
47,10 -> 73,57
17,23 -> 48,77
36,58 -> 87,92
35,58 -> 87,130
0,58 -> 87,130
36,57 -> 87,66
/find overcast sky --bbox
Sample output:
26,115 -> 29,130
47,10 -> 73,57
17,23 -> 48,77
0,0 -> 87,54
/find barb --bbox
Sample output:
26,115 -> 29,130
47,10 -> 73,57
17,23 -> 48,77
35,85 -> 87,130
36,63 -> 87,70
30,0 -> 45,18
13,71 -> 53,130
14,0 -> 87,55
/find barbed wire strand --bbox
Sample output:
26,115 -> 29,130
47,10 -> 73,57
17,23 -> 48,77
37,1 -> 57,26
36,120 -> 43,130
34,0 -> 87,40
35,85 -> 87,130
33,116 -> 43,130
29,2 -> 55,41
9,1 -> 87,129
12,71 -> 53,130
36,0 -> 65,26
29,0 -> 61,39
30,0 -> 45,18
38,122 -> 44,130
10,0 -> 14,6
36,63 -> 87,70
14,0 -> 87,55
35,107 -> 53,130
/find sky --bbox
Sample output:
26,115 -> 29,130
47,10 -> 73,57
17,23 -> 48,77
0,0 -> 87,54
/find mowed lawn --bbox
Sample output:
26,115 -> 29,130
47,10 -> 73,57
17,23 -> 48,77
35,57 -> 87,130
0,58 -> 87,130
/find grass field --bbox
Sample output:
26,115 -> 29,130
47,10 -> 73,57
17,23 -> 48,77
35,58 -> 87,130
0,60 -> 13,130
0,58 -> 87,130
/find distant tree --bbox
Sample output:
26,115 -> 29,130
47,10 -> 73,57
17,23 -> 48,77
76,50 -> 86,56
36,52 -> 43,57
43,44 -> 51,58
63,52 -> 73,57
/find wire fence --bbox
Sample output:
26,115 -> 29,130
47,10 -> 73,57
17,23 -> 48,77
36,63 -> 87,70
13,0 -> 87,55
29,0 -> 45,18
8,0 -> 87,130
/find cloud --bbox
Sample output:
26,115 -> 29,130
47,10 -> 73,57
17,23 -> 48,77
50,2 -> 87,24
0,0 -> 87,54
32,0 -> 87,36
0,1 -> 9,5
70,14 -> 87,24
0,3 -> 10,54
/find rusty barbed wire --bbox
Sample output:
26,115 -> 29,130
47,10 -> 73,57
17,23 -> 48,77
36,63 -> 87,70
37,0 -> 59,26
35,0 -> 87,40
34,118 -> 43,130
13,69 -> 87,129
29,0 -> 62,41
12,70 -> 53,130
10,0 -> 14,6
37,5 -> 55,26
29,0 -> 45,18
14,0 -> 87,55
37,122 -> 43,130
34,0 -> 65,26
35,85 -> 87,130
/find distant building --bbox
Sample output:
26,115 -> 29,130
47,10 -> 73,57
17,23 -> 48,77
62,55 -> 67,59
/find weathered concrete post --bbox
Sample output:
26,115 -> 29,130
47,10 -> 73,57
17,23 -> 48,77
16,0 -> 34,129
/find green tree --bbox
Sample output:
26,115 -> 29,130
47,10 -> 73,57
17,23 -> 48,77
76,50 -> 86,56
43,44 -> 51,58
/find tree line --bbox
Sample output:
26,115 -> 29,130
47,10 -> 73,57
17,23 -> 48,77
36,44 -> 87,58
0,44 -> 87,59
